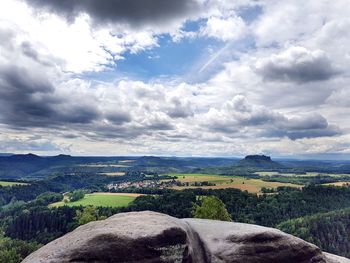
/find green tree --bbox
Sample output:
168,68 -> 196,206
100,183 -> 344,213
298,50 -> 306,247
68,190 -> 85,202
75,206 -> 107,225
193,196 -> 232,222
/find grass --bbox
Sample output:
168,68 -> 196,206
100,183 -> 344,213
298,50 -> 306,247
166,173 -> 301,193
49,193 -> 142,208
0,181 -> 28,187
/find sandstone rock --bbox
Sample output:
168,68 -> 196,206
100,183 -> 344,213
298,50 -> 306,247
23,211 -> 350,263
23,211 -> 207,263
324,253 -> 350,263
184,218 -> 326,263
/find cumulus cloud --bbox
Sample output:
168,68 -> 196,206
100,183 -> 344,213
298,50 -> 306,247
0,64 -> 101,128
200,15 -> 246,41
21,0 -> 201,29
0,0 -> 349,157
201,96 -> 340,140
255,46 -> 340,83
166,97 -> 194,119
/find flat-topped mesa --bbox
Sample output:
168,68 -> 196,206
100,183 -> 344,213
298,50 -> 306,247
244,155 -> 272,161
236,154 -> 283,169
23,211 -> 350,263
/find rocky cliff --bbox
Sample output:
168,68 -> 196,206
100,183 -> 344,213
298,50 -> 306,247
23,211 -> 349,263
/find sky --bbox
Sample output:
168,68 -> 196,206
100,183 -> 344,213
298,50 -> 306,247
0,0 -> 349,158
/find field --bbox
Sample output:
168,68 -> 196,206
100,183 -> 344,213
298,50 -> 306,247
323,182 -> 350,187
49,193 -> 142,208
0,181 -> 28,187
255,171 -> 350,178
80,164 -> 130,168
100,172 -> 125,176
167,173 -> 301,193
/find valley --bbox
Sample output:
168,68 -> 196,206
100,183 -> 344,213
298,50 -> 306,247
1,153 -> 350,261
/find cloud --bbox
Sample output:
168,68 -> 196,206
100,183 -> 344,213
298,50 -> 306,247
22,0 -> 201,28
166,97 -> 194,118
201,95 -> 340,140
0,64 -> 101,128
200,15 -> 246,41
0,0 -> 349,157
255,46 -> 340,83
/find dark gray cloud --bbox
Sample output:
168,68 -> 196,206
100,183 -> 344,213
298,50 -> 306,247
255,47 -> 340,83
263,126 -> 340,140
22,0 -> 200,27
283,114 -> 328,130
0,65 -> 100,128
274,114 -> 341,140
105,111 -> 132,125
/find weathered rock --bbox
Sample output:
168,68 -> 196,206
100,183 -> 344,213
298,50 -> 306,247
324,253 -> 350,263
23,211 -> 350,263
23,211 -> 207,263
184,219 -> 326,263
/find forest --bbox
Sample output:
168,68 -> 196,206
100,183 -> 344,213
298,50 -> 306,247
1,180 -> 350,261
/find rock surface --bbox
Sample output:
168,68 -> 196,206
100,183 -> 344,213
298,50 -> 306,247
23,211 -> 350,263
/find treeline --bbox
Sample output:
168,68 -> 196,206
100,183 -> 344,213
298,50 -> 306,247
129,186 -> 350,227
278,208 -> 350,257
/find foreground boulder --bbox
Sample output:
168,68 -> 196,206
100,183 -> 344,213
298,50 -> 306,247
23,211 -> 349,263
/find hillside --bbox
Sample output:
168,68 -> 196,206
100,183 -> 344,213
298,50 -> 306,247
278,208 -> 350,258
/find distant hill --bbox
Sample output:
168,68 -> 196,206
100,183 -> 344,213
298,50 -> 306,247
49,154 -> 73,161
0,153 -> 13,157
8,153 -> 42,161
0,154 -> 238,180
236,155 -> 284,169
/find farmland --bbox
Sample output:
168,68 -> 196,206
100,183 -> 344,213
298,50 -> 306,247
323,182 -> 350,187
255,171 -> 350,178
0,181 -> 28,187
166,173 -> 301,193
100,172 -> 125,176
49,193 -> 142,208
80,164 -> 130,168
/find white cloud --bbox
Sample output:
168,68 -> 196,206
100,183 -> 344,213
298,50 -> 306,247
0,0 -> 349,157
200,15 -> 246,41
0,0 -> 159,73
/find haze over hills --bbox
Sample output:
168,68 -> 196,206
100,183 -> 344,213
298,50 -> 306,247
1,153 -> 350,181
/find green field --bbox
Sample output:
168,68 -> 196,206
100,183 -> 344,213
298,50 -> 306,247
0,181 -> 28,187
166,173 -> 301,193
49,193 -> 141,208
